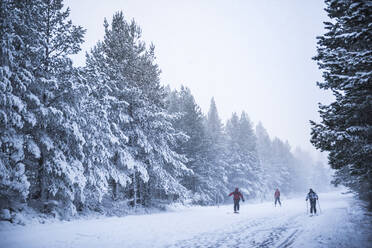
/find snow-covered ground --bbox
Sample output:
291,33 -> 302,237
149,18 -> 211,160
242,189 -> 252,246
1,190 -> 371,248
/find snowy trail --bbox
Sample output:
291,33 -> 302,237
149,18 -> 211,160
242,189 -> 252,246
0,191 -> 371,248
168,214 -> 303,248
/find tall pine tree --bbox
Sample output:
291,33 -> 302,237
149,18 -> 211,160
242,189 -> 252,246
0,0 -> 87,216
0,0 -> 35,210
203,98 -> 228,203
166,86 -> 207,195
84,12 -> 190,207
311,0 -> 372,208
226,112 -> 264,199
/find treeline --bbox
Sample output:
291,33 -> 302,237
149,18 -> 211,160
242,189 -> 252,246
0,0 -> 329,219
167,88 -> 330,205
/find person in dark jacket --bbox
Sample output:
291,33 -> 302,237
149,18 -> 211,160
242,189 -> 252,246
228,188 -> 245,213
274,188 -> 281,207
306,188 -> 319,215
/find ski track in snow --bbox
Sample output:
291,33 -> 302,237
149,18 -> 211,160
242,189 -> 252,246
0,191 -> 371,248
167,214 -> 303,248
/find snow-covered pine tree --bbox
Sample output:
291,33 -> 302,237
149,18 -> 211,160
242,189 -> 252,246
84,12 -> 190,207
225,113 -> 244,191
270,138 -> 296,194
0,0 -> 87,216
0,0 -> 87,215
311,0 -> 372,209
166,86 -> 211,203
238,112 -> 265,198
31,0 -> 86,216
256,123 -> 298,196
82,40 -> 135,208
203,98 -> 228,204
225,112 -> 265,199
0,0 -> 35,210
255,122 -> 273,198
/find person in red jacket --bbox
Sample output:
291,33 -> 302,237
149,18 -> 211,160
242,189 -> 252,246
228,188 -> 245,213
274,188 -> 281,207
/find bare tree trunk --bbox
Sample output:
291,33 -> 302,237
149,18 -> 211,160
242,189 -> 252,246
38,152 -> 46,201
133,173 -> 137,210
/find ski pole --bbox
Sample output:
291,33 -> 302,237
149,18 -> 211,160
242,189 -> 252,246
317,199 -> 322,214
306,200 -> 308,214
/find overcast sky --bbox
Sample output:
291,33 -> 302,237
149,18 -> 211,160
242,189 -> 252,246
65,0 -> 333,158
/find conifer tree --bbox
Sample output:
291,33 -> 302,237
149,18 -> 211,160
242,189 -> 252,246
0,0 -> 35,209
0,0 -> 86,215
256,123 -> 276,195
225,113 -> 243,190
228,113 -> 265,198
166,86 -> 207,194
256,123 -> 299,196
85,12 -> 190,206
203,98 -> 228,203
238,112 -> 264,198
30,0 -> 86,215
311,0 -> 372,208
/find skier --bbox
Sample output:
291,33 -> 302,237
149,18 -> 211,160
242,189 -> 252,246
306,188 -> 319,215
228,188 -> 245,213
274,188 -> 281,207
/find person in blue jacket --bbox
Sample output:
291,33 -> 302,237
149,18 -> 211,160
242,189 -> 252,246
306,188 -> 319,214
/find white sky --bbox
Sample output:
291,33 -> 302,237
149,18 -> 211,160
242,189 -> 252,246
65,0 -> 333,157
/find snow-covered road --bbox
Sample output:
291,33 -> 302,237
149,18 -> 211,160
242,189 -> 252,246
1,191 -> 371,248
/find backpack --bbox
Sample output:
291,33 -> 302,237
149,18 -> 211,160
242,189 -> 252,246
308,192 -> 317,200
